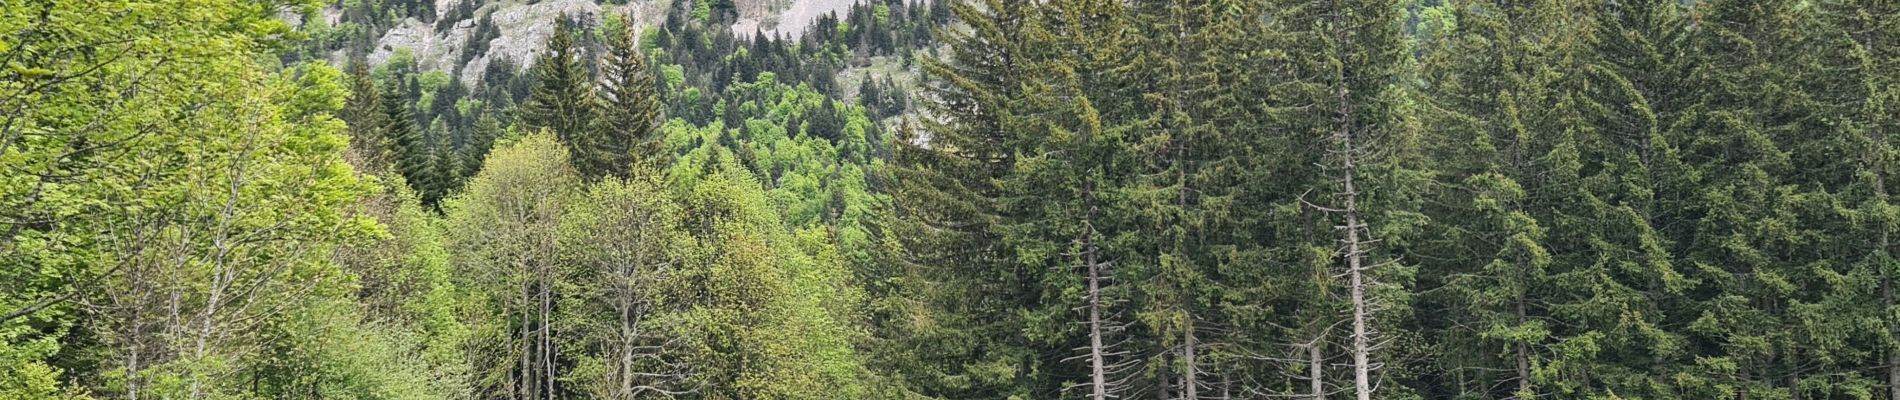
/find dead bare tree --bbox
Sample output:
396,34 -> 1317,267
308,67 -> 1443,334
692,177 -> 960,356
1328,0 -> 1377,396
1060,179 -> 1142,400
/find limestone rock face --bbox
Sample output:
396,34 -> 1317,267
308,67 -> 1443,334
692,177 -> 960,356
731,0 -> 859,39
349,0 -> 623,86
346,0 -> 868,87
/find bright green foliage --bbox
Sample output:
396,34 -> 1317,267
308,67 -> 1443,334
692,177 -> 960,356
0,325 -> 88,399
0,0 -> 397,392
443,132 -> 581,399
103,61 -> 378,399
669,161 -> 871,399
1,1 -> 312,374
0,0 -> 497,397
655,74 -> 893,398
247,296 -> 468,400
23,1 -> 1900,399
330,174 -> 471,386
558,169 -> 693,399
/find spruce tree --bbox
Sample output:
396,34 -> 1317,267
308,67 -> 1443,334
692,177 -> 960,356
1675,0 -> 1864,396
1414,1 -> 1592,397
521,18 -> 600,177
890,1 -> 1061,397
383,78 -> 436,206
594,12 -> 667,176
426,118 -> 460,204
1259,0 -> 1426,397
1002,2 -> 1142,397
463,113 -> 505,178
1815,0 -> 1900,397
1115,0 -> 1269,396
1519,0 -> 1705,396
342,60 -> 393,172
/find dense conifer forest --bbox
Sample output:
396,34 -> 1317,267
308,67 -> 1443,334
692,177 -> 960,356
6,0 -> 1900,399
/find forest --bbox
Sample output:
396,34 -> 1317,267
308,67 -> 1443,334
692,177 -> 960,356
5,0 -> 1900,399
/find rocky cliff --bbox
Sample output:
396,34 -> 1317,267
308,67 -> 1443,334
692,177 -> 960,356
344,0 -> 867,86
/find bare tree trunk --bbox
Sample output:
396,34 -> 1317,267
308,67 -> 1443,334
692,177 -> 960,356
122,261 -> 150,400
1157,352 -> 1172,400
1221,373 -> 1232,400
1790,370 -> 1801,400
1183,324 -> 1199,400
1326,0 -> 1374,395
1878,135 -> 1900,400
1346,198 -> 1371,400
1515,296 -> 1531,398
520,269 -> 534,400
1087,226 -> 1109,400
189,162 -> 250,400
1309,338 -> 1326,400
543,277 -> 555,400
1888,168 -> 1900,400
1887,273 -> 1900,400
621,286 -> 637,400
127,317 -> 143,400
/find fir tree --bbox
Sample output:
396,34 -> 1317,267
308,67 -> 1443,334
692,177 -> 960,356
522,18 -> 599,177
1260,0 -> 1427,397
426,118 -> 460,203
1675,0 -> 1863,397
342,60 -> 394,172
890,1 -> 1052,397
1414,1 -> 1591,397
463,113 -> 505,178
1115,0 -> 1269,397
594,12 -> 667,175
1514,0 -> 1705,396
1004,2 -> 1143,397
383,77 -> 437,206
1815,0 -> 1900,397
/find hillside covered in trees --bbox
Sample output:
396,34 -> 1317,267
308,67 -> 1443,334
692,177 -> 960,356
7,0 -> 1900,399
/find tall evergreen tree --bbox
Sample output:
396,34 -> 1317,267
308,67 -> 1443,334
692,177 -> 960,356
1414,1 -> 1597,397
342,60 -> 394,172
383,77 -> 438,206
463,113 -> 506,177
1673,0 -> 1867,397
1520,0 -> 1705,397
1115,0 -> 1269,397
594,12 -> 667,176
890,1 -> 1056,397
522,18 -> 600,177
1004,2 -> 1143,397
1814,0 -> 1900,397
1259,0 -> 1427,397
428,118 -> 463,203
